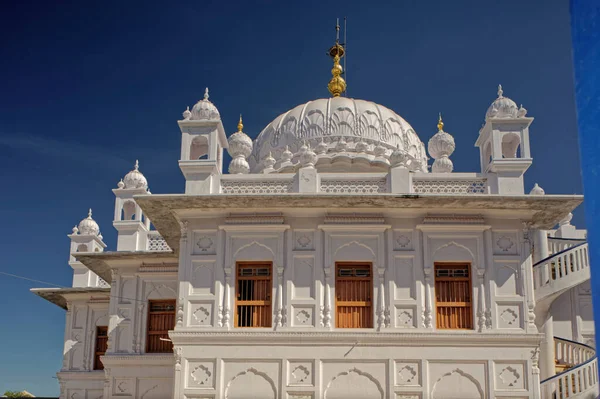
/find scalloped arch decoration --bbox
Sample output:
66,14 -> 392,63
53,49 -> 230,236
432,241 -> 476,264
144,283 -> 177,300
225,367 -> 276,399
324,367 -> 384,399
233,241 -> 276,263
431,368 -> 483,399
333,240 -> 376,260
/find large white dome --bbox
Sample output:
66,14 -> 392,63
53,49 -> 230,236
249,97 -> 428,173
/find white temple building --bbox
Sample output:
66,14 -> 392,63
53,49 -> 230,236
33,30 -> 596,399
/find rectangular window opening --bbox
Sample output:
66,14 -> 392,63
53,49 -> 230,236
335,263 -> 373,328
93,326 -> 108,370
146,299 -> 176,353
434,263 -> 473,330
235,263 -> 272,328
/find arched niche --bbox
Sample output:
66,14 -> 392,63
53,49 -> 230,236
76,244 -> 89,252
431,368 -> 483,399
324,368 -> 383,399
225,368 -> 276,399
501,132 -> 521,158
190,135 -> 209,160
122,200 -> 136,220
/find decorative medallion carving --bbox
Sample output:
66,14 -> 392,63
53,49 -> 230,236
498,366 -> 520,387
496,236 -> 515,252
196,236 -> 214,252
191,364 -> 212,386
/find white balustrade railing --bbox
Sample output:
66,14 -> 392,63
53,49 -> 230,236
147,231 -> 171,252
548,237 -> 587,256
555,337 -> 596,367
412,176 -> 488,194
533,242 -> 589,299
541,338 -> 598,399
319,174 -> 388,194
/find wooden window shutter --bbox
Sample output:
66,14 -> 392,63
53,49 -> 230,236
93,326 -> 108,370
335,264 -> 373,328
435,264 -> 473,329
235,263 -> 272,328
146,299 -> 176,353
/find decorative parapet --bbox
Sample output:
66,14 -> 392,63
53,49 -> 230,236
221,174 -> 294,194
412,173 -> 488,194
320,174 -> 388,194
217,171 -> 491,195
147,231 -> 171,252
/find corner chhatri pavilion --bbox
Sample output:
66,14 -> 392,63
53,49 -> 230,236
33,26 -> 596,399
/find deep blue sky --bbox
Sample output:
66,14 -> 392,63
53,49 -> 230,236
0,0 -> 582,395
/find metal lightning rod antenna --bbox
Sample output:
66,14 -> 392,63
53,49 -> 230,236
344,16 -> 347,97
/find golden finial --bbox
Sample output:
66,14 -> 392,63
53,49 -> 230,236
327,19 -> 346,97
237,114 -> 243,132
437,113 -> 444,131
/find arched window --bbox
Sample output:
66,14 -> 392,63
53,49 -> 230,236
122,200 -> 136,220
76,244 -> 89,252
190,136 -> 209,160
501,133 -> 521,158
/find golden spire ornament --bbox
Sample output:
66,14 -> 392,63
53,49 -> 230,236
327,19 -> 346,97
437,113 -> 444,131
237,114 -> 243,132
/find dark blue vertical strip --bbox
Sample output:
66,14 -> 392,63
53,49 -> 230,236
570,0 -> 600,369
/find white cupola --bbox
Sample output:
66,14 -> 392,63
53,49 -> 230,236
190,88 -> 220,121
123,160 -> 148,190
475,85 -> 534,194
68,209 -> 107,288
227,115 -> 253,174
428,114 -> 455,173
112,160 -> 151,251
178,87 -> 228,194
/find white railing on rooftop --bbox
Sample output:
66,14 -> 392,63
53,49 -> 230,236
320,174 -> 388,194
147,231 -> 171,252
412,174 -> 488,194
221,175 -> 294,194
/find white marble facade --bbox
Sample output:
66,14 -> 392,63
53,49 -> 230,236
33,81 -> 595,399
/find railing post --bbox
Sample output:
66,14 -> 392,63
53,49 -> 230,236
540,317 -> 556,381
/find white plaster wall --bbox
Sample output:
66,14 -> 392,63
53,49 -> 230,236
62,301 -> 109,372
174,341 -> 538,399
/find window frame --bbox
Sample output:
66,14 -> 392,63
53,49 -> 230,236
434,262 -> 473,330
145,299 -> 176,353
93,325 -> 108,370
335,262 -> 374,329
234,261 -> 273,328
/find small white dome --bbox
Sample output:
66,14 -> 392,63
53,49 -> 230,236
227,116 -> 253,175
78,209 -> 100,236
486,85 -> 519,120
190,88 -> 220,121
530,183 -> 545,195
428,116 -> 455,173
123,160 -> 148,189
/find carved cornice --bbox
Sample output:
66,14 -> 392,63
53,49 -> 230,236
169,331 -> 543,347
422,214 -> 486,224
99,354 -> 174,366
324,213 -> 386,225
139,263 -> 179,273
225,212 -> 285,225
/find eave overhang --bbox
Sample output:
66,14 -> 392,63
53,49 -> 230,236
31,287 -> 110,310
75,251 -> 177,282
134,194 -> 583,253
